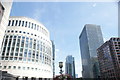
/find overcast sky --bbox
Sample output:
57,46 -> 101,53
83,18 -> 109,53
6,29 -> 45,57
10,2 -> 118,77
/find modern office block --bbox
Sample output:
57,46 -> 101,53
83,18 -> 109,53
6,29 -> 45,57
97,38 -> 120,78
79,24 -> 104,78
51,40 -> 55,78
65,55 -> 75,78
0,16 -> 53,78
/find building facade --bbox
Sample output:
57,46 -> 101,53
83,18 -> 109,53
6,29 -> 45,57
0,1 -> 13,52
65,55 -> 75,78
51,40 -> 55,78
0,1 -> 13,79
79,24 -> 104,78
0,16 -> 53,78
97,38 -> 120,79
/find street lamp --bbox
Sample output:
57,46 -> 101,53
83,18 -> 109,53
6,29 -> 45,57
59,62 -> 63,74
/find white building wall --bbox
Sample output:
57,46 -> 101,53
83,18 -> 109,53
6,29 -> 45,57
0,1 -> 12,50
0,16 -> 53,78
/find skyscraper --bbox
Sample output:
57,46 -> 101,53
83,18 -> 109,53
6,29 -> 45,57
51,40 -> 55,78
97,38 -> 120,79
79,24 -> 104,78
0,16 -> 53,79
65,55 -> 75,78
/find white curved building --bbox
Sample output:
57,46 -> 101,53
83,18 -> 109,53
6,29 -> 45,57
0,16 -> 53,78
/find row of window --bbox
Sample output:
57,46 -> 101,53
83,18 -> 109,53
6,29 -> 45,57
1,56 -> 51,66
1,35 -> 52,65
0,65 -> 51,72
8,19 -> 48,36
2,35 -> 51,55
5,30 -> 51,45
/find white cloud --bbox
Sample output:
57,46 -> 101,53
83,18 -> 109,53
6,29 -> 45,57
92,3 -> 96,7
32,5 -> 46,21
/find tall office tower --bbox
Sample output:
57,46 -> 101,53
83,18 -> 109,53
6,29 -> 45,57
118,1 -> 120,37
79,24 -> 104,78
51,40 -> 55,78
0,16 -> 53,79
97,38 -> 120,79
65,55 -> 75,78
0,1 -> 12,79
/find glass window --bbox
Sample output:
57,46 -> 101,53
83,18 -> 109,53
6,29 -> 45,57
33,40 -> 36,49
16,48 -> 19,52
3,47 -> 6,53
21,39 -> 24,47
28,50 -> 31,58
32,51 -> 35,58
23,32 -> 25,34
36,52 -> 39,59
20,48 -> 23,52
7,30 -> 10,33
2,52 -> 5,56
14,57 -> 17,60
22,21 -> 24,27
3,66 -> 7,69
6,52 -> 9,56
37,41 -> 39,50
11,47 -> 14,52
18,20 -> 21,26
11,30 -> 14,33
1,57 -> 4,60
8,66 -> 11,69
34,24 -> 36,30
19,53 -> 22,56
24,49 -> 27,57
8,20 -> 11,26
29,39 -> 32,48
18,66 -> 21,69
14,35 -> 17,38
13,66 -> 16,69
15,53 -> 18,56
31,23 -> 33,29
25,38 -> 29,48
12,20 -> 14,26
15,31 -> 18,33
10,57 -> 13,60
25,21 -> 27,27
28,22 -> 30,28
37,25 -> 39,31
15,20 -> 18,26
0,66 -> 2,69
27,67 -> 30,70
19,31 -> 22,33
10,53 -> 13,56
19,57 -> 22,61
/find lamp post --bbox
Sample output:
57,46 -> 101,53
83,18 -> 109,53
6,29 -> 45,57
59,62 -> 64,80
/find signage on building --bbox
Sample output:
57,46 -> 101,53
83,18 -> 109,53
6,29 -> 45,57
0,2 -> 4,24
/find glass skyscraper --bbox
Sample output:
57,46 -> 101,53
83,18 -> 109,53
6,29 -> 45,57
65,55 -> 75,78
79,24 -> 104,78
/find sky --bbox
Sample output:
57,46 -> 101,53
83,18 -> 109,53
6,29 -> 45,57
10,2 -> 118,77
